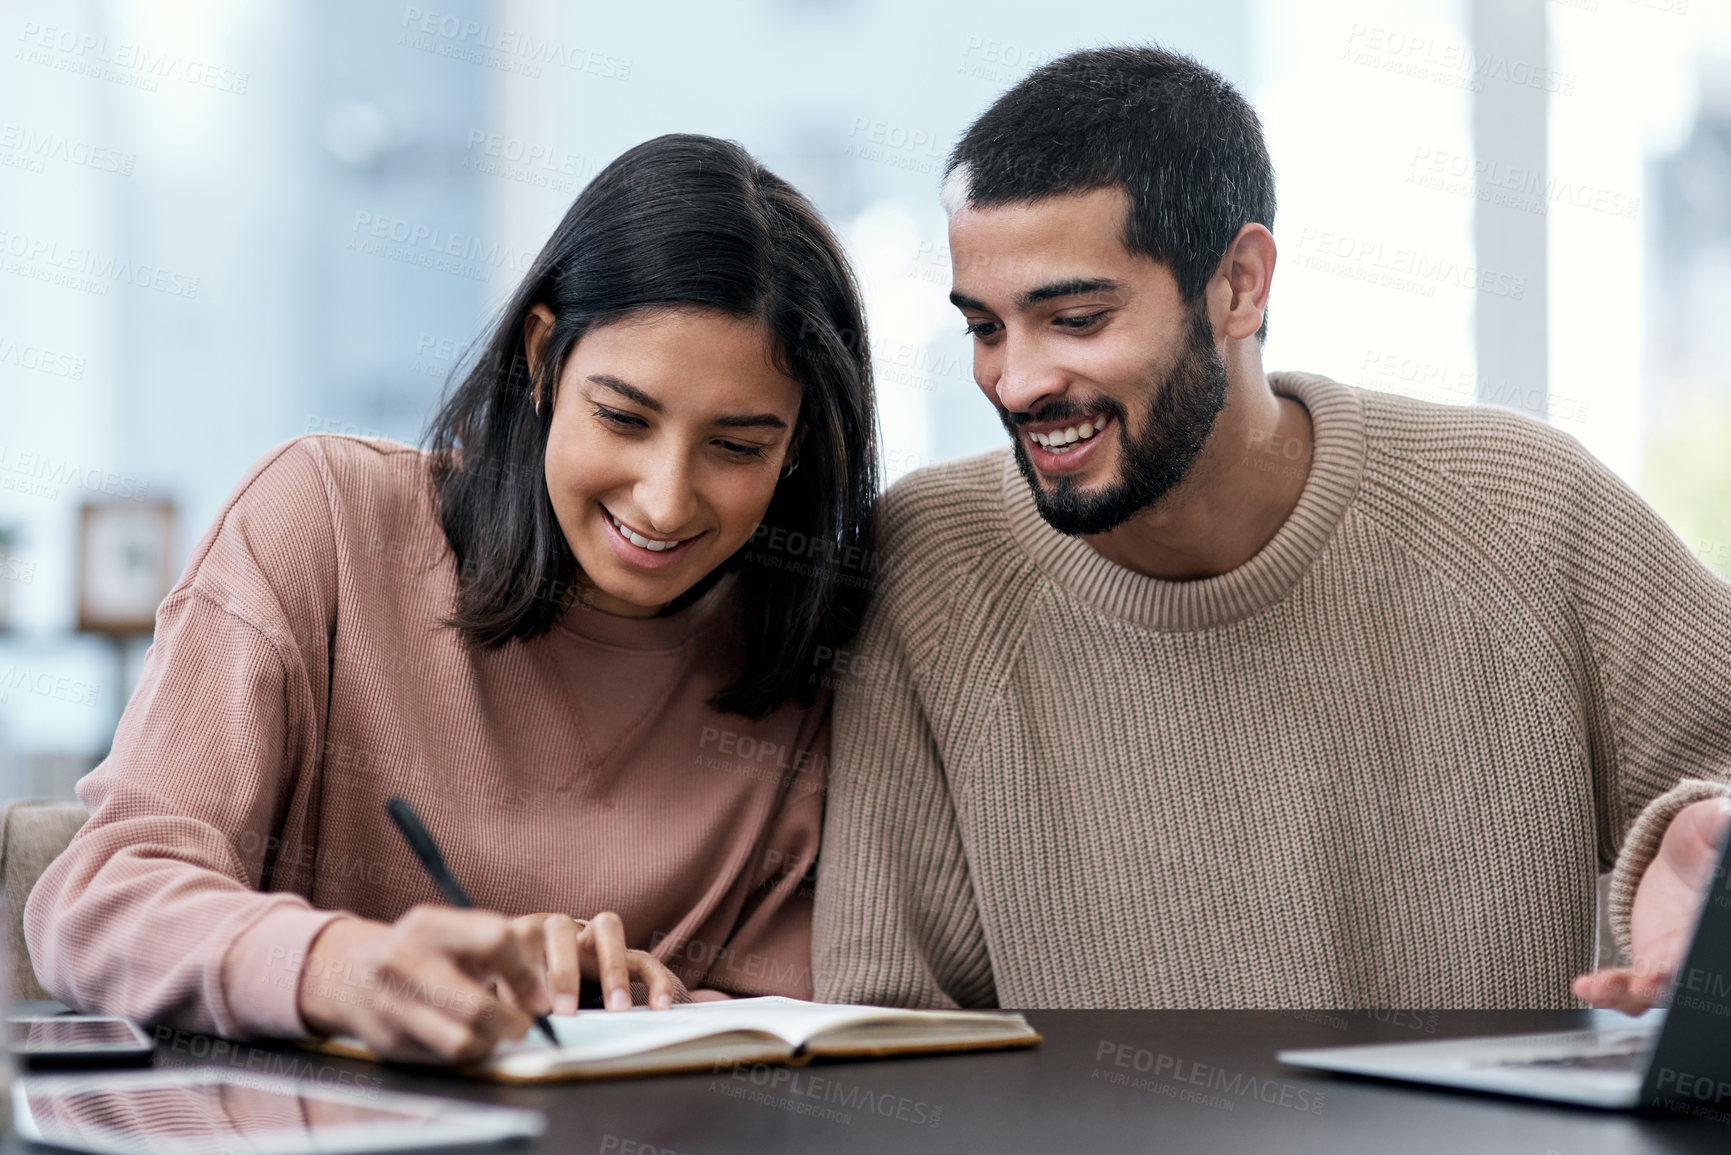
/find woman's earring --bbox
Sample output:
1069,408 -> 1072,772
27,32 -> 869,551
532,383 -> 544,418
780,457 -> 799,479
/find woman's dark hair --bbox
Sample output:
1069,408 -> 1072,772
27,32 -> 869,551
424,133 -> 878,718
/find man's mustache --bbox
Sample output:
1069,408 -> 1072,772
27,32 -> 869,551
1001,395 -> 1130,428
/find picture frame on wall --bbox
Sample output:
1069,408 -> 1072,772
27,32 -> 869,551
77,502 -> 177,636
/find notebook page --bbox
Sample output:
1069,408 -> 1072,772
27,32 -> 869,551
486,1009 -> 774,1069
612,996 -> 972,1048
486,996 -> 1016,1074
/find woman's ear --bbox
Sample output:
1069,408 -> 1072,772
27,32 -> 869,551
780,422 -> 807,479
523,304 -> 556,411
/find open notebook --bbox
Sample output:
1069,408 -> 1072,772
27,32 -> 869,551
316,996 -> 1040,1083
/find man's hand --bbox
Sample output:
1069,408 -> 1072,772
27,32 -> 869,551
1572,797 -> 1731,1014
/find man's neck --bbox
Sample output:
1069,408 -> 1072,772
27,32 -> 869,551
1082,350 -> 1313,581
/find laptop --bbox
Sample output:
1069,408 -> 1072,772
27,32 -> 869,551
1278,827 -> 1731,1116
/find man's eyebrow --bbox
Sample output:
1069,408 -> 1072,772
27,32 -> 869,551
1019,278 -> 1122,308
949,279 -> 1124,313
588,373 -> 787,430
588,374 -> 662,411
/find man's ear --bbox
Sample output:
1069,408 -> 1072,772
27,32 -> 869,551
1215,223 -> 1275,343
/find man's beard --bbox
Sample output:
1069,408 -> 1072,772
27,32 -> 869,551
1001,307 -> 1229,537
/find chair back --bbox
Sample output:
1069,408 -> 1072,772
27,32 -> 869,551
0,799 -> 88,1001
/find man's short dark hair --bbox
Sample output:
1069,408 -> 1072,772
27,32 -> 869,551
945,46 -> 1276,340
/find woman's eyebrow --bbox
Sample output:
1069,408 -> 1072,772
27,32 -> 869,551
588,374 -> 662,411
589,373 -> 787,430
714,413 -> 788,430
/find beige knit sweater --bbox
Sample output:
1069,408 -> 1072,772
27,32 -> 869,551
813,372 -> 1731,1010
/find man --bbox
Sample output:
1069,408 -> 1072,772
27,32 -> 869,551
812,46 -> 1731,1012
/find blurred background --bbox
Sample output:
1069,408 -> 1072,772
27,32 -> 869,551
1,0 -> 1727,800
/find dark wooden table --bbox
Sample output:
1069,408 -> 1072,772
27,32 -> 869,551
14,1004 -> 1731,1153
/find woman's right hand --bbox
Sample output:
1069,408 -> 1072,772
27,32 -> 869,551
296,906 -> 554,1064
296,906 -> 683,1064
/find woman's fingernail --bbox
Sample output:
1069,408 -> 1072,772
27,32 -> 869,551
653,992 -> 671,1010
608,988 -> 630,1011
554,994 -> 577,1016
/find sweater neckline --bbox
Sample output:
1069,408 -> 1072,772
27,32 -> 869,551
1003,372 -> 1366,631
552,571 -> 736,651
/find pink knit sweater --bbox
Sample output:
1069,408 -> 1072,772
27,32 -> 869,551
25,435 -> 827,1039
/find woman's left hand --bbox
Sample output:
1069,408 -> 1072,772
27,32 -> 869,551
508,911 -> 682,1015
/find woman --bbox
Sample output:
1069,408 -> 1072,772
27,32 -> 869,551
25,134 -> 877,1064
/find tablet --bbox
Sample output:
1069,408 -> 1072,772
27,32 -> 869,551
13,1068 -> 547,1154
9,1016 -> 155,1067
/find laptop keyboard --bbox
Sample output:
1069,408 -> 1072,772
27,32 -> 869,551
1487,1044 -> 1648,1072
1467,1030 -> 1653,1073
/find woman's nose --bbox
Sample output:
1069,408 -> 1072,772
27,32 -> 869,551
633,450 -> 699,533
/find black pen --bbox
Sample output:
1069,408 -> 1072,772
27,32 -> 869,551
385,796 -> 562,1048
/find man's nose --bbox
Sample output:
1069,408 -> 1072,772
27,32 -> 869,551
993,333 -> 1067,417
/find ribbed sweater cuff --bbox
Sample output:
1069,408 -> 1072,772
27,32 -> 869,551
218,905 -> 347,1040
1608,778 -> 1731,957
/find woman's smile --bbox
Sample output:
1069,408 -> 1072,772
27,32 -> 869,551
600,503 -> 706,569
